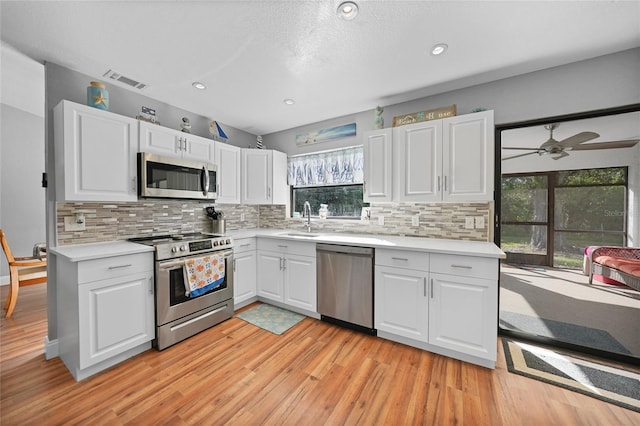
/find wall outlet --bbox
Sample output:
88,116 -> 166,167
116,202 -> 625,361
412,215 -> 420,227
475,216 -> 485,229
464,217 -> 475,229
64,215 -> 85,231
240,212 -> 246,221
378,215 -> 385,226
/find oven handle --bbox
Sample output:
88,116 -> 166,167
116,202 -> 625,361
158,250 -> 234,271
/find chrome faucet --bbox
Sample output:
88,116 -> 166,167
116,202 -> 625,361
303,201 -> 312,232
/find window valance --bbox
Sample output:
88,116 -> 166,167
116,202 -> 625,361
288,146 -> 364,187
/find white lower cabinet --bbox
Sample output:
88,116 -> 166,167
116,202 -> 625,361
374,249 -> 498,368
57,251 -> 154,381
428,273 -> 497,362
375,265 -> 428,341
233,238 -> 257,309
256,238 -> 316,314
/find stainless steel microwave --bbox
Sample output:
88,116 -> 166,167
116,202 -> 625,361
138,152 -> 217,200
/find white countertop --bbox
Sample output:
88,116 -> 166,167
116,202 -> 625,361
226,229 -> 506,259
49,241 -> 154,262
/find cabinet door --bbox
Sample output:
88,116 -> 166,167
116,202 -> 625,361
56,101 -> 138,202
256,250 -> 284,302
215,142 -> 242,204
78,272 -> 154,369
284,254 -> 316,312
442,110 -> 494,202
394,121 -> 441,202
375,266 -> 429,342
242,149 -> 272,204
139,121 -> 181,157
183,133 -> 215,163
428,272 -> 497,361
233,250 -> 257,306
363,129 -> 393,202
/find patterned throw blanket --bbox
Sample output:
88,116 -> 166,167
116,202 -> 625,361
183,253 -> 225,297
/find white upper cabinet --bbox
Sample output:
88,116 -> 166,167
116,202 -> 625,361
54,100 -> 138,202
241,149 -> 288,205
139,121 -> 214,163
214,142 -> 241,204
363,128 -> 393,202
393,120 -> 441,202
392,110 -> 494,203
442,111 -> 494,202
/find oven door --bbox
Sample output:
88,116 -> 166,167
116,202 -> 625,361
155,249 -> 234,327
138,152 -> 217,200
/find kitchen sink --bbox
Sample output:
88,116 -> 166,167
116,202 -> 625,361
280,232 -> 322,238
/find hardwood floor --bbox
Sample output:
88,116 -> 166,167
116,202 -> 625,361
2,284 -> 639,425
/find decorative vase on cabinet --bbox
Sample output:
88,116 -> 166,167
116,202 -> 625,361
87,81 -> 109,111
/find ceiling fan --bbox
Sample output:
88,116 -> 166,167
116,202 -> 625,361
502,124 -> 640,161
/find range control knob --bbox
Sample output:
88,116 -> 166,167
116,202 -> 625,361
180,245 -> 187,251
213,240 -> 219,246
171,246 -> 178,253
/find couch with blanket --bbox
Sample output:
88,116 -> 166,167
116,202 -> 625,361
585,246 -> 640,291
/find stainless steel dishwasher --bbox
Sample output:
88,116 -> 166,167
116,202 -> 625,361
316,244 -> 375,335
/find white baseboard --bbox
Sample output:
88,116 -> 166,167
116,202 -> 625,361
44,336 -> 59,359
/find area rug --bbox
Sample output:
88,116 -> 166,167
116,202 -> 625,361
500,310 -> 631,355
235,304 -> 305,335
502,338 -> 640,412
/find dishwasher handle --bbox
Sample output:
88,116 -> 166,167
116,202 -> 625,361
316,244 -> 373,256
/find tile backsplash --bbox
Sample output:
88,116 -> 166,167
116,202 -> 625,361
56,201 -> 492,245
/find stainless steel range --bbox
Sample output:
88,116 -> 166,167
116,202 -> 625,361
129,232 -> 234,350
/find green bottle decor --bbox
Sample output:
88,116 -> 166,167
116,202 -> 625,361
87,81 -> 109,111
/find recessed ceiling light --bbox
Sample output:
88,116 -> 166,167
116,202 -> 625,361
337,1 -> 358,20
283,98 -> 295,105
192,82 -> 206,90
431,43 -> 448,56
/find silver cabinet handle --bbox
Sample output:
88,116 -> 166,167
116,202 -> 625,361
282,258 -> 286,270
148,277 -> 154,295
430,278 -> 434,298
391,257 -> 408,261
108,264 -> 132,269
423,277 -> 427,297
239,244 -> 251,248
444,176 -> 447,192
451,264 -> 472,269
233,258 -> 237,272
437,176 -> 441,192
277,245 -> 288,248
131,176 -> 137,192
268,187 -> 271,198
279,257 -> 283,270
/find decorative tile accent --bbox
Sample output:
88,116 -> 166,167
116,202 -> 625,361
56,201 -> 492,245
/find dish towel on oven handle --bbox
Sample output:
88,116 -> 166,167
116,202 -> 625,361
183,253 -> 225,298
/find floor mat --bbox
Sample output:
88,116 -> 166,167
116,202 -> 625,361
502,338 -> 640,413
500,310 -> 631,355
235,303 -> 305,335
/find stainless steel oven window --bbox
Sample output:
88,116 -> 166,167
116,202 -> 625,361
155,249 -> 233,326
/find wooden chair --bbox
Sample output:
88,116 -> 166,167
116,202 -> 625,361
0,229 -> 47,318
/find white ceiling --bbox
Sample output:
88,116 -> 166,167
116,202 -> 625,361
1,1 -> 639,135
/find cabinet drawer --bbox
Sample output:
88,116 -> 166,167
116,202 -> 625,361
430,253 -> 497,280
258,238 -> 316,257
234,238 -> 256,254
78,252 -> 153,284
375,248 -> 429,270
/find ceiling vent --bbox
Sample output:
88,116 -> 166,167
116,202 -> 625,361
102,69 -> 148,90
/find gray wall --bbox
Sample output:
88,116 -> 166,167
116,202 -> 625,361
0,43 -> 46,284
0,105 -> 46,281
263,48 -> 640,154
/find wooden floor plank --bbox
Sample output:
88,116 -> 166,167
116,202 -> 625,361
1,285 -> 639,425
